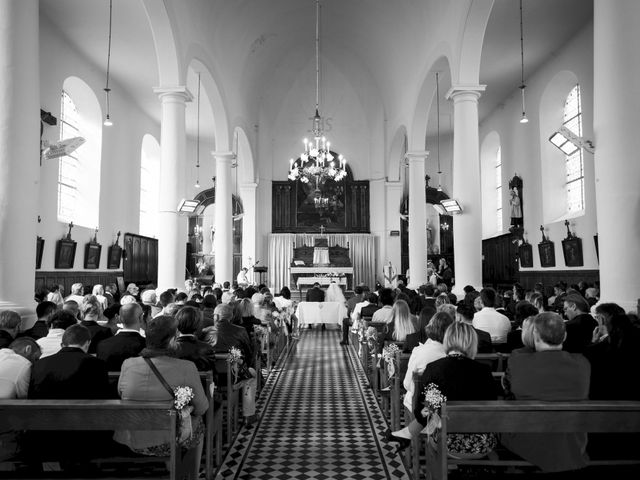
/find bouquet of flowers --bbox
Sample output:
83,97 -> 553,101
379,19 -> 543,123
420,383 -> 447,437
195,259 -> 209,275
228,346 -> 252,386
381,343 -> 401,380
173,386 -> 195,444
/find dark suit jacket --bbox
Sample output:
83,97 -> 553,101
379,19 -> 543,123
414,355 -> 496,425
564,314 -> 597,353
174,335 -> 218,374
80,320 -> 114,354
203,320 -> 253,361
96,331 -> 146,371
501,350 -> 590,472
18,320 -> 49,341
29,347 -> 111,399
306,287 -> 325,302
403,330 -> 428,353
360,304 -> 381,319
475,327 -> 494,353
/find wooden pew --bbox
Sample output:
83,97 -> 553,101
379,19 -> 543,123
108,371 -> 220,480
0,399 -> 177,480
389,350 -> 412,431
437,400 -> 640,479
213,353 -> 240,445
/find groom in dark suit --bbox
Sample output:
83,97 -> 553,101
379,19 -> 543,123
305,282 -> 326,330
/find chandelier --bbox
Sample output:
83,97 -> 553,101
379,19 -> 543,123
288,0 -> 347,186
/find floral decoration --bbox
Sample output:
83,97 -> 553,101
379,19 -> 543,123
381,343 -> 400,379
420,383 -> 447,437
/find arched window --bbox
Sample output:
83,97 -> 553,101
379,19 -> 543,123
57,77 -> 102,228
563,85 -> 584,213
495,146 -> 503,233
139,135 -> 161,237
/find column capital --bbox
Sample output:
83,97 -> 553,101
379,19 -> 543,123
153,85 -> 193,102
211,151 -> 235,163
405,150 -> 430,162
239,182 -> 258,190
445,84 -> 486,101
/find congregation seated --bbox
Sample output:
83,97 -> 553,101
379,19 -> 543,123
354,292 -> 379,322
141,288 -> 162,317
202,304 -> 257,424
0,337 -> 41,399
403,305 -> 437,352
64,282 -> 85,305
115,315 -> 208,480
456,303 -> 493,353
0,310 -> 21,349
371,288 -> 394,324
18,301 -> 55,341
96,303 -> 146,371
402,311 -> 453,413
79,295 -> 113,354
472,288 -> 511,346
36,309 -> 77,358
504,300 -> 539,353
501,312 -> 591,472
563,293 -> 597,353
379,299 -> 416,345
173,305 -> 218,375
235,298 -> 262,337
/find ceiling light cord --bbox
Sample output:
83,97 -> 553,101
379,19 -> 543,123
315,0 -> 320,114
103,0 -> 113,126
519,0 -> 529,124
436,72 -> 442,191
195,72 -> 201,188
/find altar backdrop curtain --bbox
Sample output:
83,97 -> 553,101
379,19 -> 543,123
268,233 -> 376,292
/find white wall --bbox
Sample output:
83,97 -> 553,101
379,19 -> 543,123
37,15 -> 160,272
479,22 -> 597,272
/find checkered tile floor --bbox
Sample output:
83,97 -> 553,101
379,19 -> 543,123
215,325 -> 410,479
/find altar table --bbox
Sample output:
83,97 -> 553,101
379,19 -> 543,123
295,301 -> 348,326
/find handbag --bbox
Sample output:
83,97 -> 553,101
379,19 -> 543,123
143,357 -> 197,447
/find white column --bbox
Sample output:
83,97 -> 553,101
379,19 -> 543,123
153,86 -> 192,291
213,152 -> 234,284
406,152 -> 429,288
594,0 -> 640,311
446,85 -> 485,295
0,0 -> 40,319
384,182 -> 403,286
239,182 -> 257,283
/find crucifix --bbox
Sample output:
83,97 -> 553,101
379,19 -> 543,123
115,230 -> 121,246
319,225 -> 326,236
66,222 -> 74,240
564,220 -> 573,239
93,227 -> 99,243
539,224 -> 547,242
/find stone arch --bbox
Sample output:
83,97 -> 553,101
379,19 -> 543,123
233,126 -> 255,184
141,0 -> 182,86
454,0 -> 494,85
480,130 -> 501,237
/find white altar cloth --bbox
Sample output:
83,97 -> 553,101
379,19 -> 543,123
295,301 -> 347,325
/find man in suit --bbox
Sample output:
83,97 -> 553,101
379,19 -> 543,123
562,293 -> 597,353
306,282 -> 325,302
28,324 -> 112,459
19,301 -> 56,341
202,304 -> 257,424
501,312 -> 591,473
79,295 -> 113,354
96,303 -> 146,371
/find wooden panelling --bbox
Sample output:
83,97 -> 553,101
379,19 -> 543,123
482,233 -> 519,289
35,271 -> 123,297
519,270 -> 599,296
123,233 -> 158,287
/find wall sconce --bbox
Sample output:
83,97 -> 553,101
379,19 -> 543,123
440,199 -> 463,214
177,199 -> 201,214
549,126 -> 595,155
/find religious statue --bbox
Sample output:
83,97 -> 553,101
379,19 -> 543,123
210,225 -> 215,254
426,218 -> 433,253
93,227 -> 99,243
510,186 -> 523,227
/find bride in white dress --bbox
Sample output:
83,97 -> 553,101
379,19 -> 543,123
325,281 -> 347,305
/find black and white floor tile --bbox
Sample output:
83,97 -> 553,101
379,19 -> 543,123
215,326 -> 410,479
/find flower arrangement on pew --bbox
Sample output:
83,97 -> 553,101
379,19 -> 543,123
381,343 -> 401,380
228,346 -> 252,387
365,326 -> 378,350
420,383 -> 447,445
173,386 -> 195,444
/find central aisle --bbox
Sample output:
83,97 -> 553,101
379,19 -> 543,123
215,327 -> 410,479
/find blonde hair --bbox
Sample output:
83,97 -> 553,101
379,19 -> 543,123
443,321 -> 478,359
390,300 -> 416,341
435,293 -> 450,308
521,316 -> 535,349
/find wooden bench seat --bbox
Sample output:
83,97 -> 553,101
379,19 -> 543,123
432,400 -> 640,479
0,399 -> 178,480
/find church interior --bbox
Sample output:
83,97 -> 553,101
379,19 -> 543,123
1,0 -> 640,479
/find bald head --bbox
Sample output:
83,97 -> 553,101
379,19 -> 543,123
214,303 -> 233,323
119,302 -> 142,329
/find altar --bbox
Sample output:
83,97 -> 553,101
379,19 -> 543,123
289,238 -> 353,289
